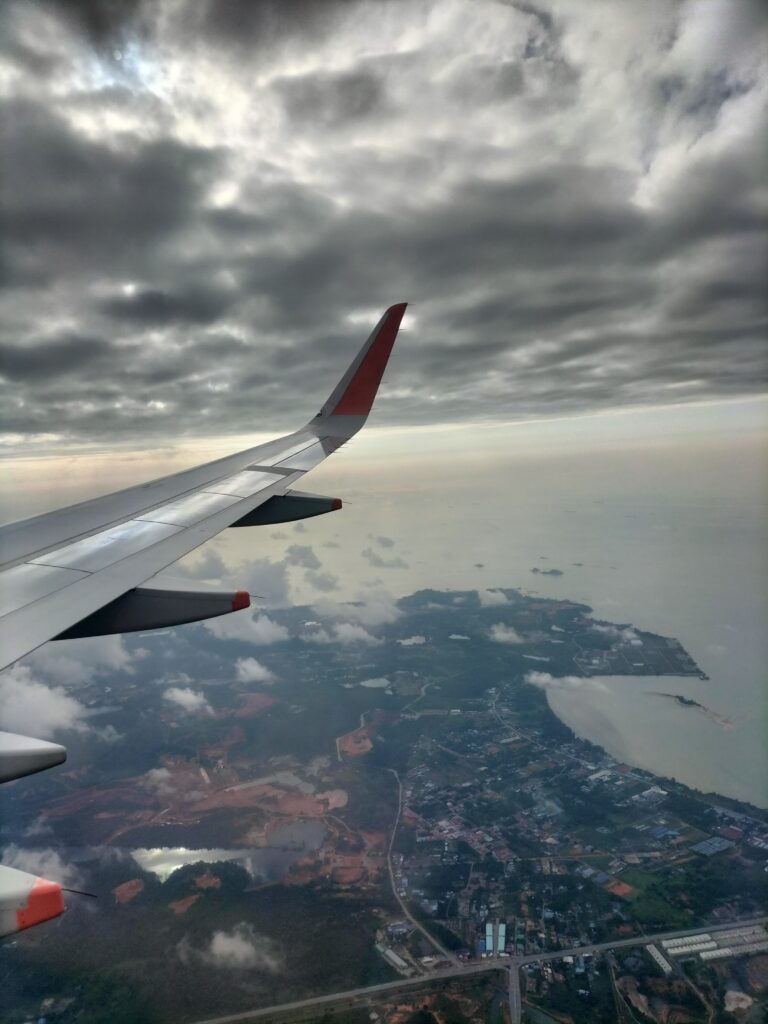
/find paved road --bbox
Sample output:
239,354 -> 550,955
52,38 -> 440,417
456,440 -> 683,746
194,963 -> 498,1024
508,963 -> 522,1024
193,915 -> 767,1024
384,768 -> 459,967
505,915 -> 767,1024
516,915 -> 768,966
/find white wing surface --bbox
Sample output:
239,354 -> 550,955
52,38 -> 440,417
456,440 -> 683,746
0,303 -> 406,935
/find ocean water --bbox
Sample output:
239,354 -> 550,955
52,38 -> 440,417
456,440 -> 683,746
4,425 -> 766,808
267,436 -> 768,808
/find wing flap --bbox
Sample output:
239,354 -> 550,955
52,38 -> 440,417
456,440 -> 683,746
30,520 -> 182,573
0,470 -> 298,669
0,563 -> 89,618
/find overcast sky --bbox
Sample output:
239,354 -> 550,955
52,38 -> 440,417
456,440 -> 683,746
1,0 -> 766,451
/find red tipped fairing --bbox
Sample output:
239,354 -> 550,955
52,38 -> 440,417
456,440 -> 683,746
0,866 -> 64,937
325,303 -> 407,417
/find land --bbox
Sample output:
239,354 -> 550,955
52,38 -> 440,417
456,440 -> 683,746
1,587 -> 764,1023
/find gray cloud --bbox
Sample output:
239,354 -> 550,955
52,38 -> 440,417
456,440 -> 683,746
1,0 -> 765,447
305,570 -> 340,592
371,535 -> 395,549
284,544 -> 322,570
275,68 -> 387,127
361,546 -> 408,570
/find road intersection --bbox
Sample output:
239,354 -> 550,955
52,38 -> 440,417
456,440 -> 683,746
193,915 -> 767,1024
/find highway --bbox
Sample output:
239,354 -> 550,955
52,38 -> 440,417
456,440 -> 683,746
505,915 -> 768,1024
193,963 -> 499,1024
515,914 -> 767,966
508,961 -> 522,1023
384,767 -> 460,967
193,915 -> 767,1024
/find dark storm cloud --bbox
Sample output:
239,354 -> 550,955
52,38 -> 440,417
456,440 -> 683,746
0,0 -> 766,446
275,69 -> 387,127
100,286 -> 234,326
201,0 -> 347,47
1,334 -> 110,381
37,0 -> 147,45
1,100 -> 223,283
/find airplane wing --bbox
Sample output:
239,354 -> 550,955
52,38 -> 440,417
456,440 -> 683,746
0,302 -> 407,936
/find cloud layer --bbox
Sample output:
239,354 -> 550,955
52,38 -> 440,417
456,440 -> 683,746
1,0 -> 765,450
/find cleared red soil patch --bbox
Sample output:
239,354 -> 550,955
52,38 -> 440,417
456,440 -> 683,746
605,880 -> 634,898
194,869 -> 221,890
236,692 -> 276,717
113,879 -> 144,904
169,894 -> 199,915
332,865 -> 365,885
337,726 -> 373,757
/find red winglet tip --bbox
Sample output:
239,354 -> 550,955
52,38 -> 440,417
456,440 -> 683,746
330,498 -> 343,511
231,591 -> 250,612
330,304 -> 407,417
16,877 -> 64,931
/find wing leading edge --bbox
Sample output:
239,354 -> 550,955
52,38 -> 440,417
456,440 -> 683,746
0,303 -> 406,935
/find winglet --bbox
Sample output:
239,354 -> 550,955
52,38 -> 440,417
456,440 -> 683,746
317,303 -> 407,421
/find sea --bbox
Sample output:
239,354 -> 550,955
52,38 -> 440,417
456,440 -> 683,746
4,422 -> 766,809
275,432 -> 768,809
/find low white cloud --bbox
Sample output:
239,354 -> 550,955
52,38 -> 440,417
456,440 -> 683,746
478,589 -> 508,607
313,589 -> 401,627
178,922 -> 282,972
591,622 -> 642,646
24,817 -> 53,839
525,671 -> 607,693
302,627 -> 332,643
172,548 -> 228,581
205,610 -> 289,645
489,623 -> 523,644
249,615 -> 289,644
141,767 -> 177,798
235,657 -> 275,683
1,845 -> 80,887
359,677 -> 391,689
26,634 -> 133,686
449,634 -> 470,640
163,687 -> 212,714
397,635 -> 426,646
333,623 -> 383,646
0,664 -> 90,738
204,609 -> 259,642
192,556 -> 290,616
352,591 -> 401,626
306,622 -> 382,645
93,723 -> 124,743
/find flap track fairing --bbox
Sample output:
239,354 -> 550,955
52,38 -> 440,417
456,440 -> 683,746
229,490 -> 342,527
53,580 -> 250,640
